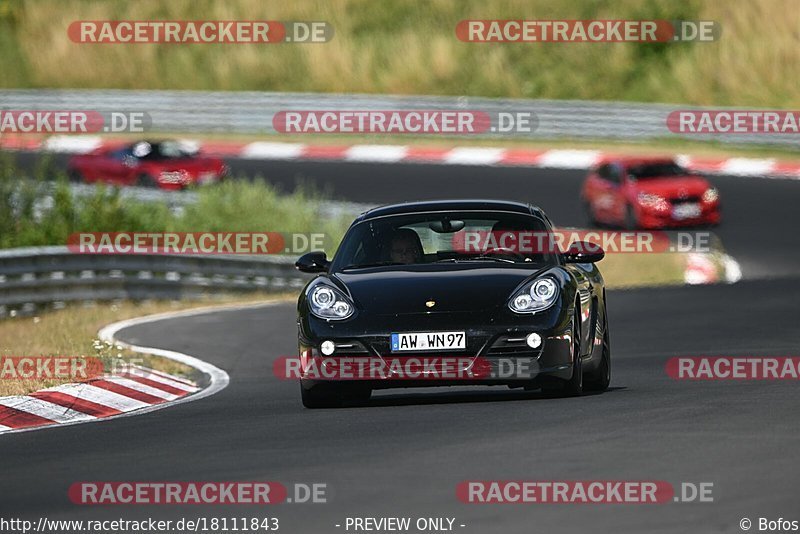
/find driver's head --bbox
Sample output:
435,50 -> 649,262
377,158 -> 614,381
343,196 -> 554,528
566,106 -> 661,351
389,229 -> 423,264
490,220 -> 527,252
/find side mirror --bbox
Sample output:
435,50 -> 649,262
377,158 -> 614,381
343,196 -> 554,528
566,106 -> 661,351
563,241 -> 605,263
295,251 -> 330,273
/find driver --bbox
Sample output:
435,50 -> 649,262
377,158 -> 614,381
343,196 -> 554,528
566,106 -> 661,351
388,229 -> 424,264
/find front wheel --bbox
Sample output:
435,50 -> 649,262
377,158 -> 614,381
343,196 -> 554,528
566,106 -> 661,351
301,383 -> 340,408
542,310 -> 583,397
583,200 -> 598,227
624,205 -> 638,230
67,169 -> 84,183
585,311 -> 611,392
136,173 -> 159,188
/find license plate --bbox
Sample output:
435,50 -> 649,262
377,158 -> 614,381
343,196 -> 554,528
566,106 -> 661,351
391,331 -> 466,352
672,203 -> 701,220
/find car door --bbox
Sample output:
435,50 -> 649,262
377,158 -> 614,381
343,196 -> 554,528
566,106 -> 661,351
90,147 -> 131,184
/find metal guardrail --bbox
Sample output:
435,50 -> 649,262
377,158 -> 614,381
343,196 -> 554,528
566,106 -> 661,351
0,247 -> 311,318
0,89 -> 795,146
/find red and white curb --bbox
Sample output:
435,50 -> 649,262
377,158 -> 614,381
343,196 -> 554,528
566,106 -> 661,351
0,365 -> 199,433
2,135 -> 800,179
0,303 -> 276,435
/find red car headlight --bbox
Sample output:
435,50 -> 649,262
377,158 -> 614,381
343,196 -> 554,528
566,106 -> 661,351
637,193 -> 669,211
702,188 -> 719,203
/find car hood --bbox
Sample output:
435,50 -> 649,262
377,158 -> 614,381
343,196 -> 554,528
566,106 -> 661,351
633,176 -> 710,198
332,264 -> 548,315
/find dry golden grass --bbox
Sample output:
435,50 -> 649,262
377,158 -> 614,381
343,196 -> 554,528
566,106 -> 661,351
0,293 -> 294,396
2,0 -> 797,106
600,252 -> 688,289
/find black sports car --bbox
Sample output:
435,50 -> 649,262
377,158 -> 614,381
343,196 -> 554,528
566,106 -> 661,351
295,200 -> 610,408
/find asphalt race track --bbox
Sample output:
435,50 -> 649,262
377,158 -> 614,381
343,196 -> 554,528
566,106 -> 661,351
1,155 -> 799,532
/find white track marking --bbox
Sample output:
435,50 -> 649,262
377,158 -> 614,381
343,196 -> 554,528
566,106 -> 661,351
125,367 -> 200,392
0,396 -> 95,423
720,158 -> 776,176
42,383 -> 151,411
345,145 -> 408,162
240,142 -> 305,159
538,149 -> 602,169
723,254 -> 743,284
443,147 -> 506,165
130,363 -> 197,387
102,377 -> 179,400
42,135 -> 103,153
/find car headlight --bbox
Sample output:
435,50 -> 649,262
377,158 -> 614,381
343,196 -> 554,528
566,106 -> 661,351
637,192 -> 668,210
307,283 -> 355,320
509,277 -> 559,314
702,188 -> 718,203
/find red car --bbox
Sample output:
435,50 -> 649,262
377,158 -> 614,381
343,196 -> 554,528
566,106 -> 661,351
67,140 -> 228,190
580,157 -> 720,229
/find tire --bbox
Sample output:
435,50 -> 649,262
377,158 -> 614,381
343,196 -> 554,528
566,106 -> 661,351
136,173 -> 159,188
624,205 -> 638,230
542,308 -> 583,397
300,383 -> 341,409
346,387 -> 372,405
583,201 -> 598,227
300,383 -> 371,409
585,310 -> 611,392
67,169 -> 84,183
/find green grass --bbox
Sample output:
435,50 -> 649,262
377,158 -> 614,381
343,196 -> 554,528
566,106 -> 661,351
0,0 -> 798,106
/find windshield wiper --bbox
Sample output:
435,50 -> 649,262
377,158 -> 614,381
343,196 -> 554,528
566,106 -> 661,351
342,261 -> 403,270
438,256 -> 517,264
466,255 -> 517,264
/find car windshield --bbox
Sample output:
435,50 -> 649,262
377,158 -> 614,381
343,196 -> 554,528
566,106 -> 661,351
627,162 -> 688,180
131,141 -> 193,160
330,211 -> 559,271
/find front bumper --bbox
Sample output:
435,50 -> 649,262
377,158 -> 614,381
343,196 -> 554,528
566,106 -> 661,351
297,308 -> 575,389
637,203 -> 721,229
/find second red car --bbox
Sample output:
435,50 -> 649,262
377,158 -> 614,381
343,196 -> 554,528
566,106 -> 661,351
67,140 -> 228,190
581,156 -> 720,229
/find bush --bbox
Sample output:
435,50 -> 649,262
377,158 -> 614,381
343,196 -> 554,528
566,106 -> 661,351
0,164 -> 349,253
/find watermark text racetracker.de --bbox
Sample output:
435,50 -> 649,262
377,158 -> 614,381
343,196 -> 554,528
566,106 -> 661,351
276,355 -> 541,381
69,20 -> 333,43
0,111 -> 150,134
458,481 -> 714,504
456,19 -> 720,43
68,481 -> 327,505
667,357 -> 800,380
0,356 -> 104,381
668,110 -> 800,134
273,110 -> 537,135
0,355 -> 184,382
454,229 -> 715,254
67,232 -> 328,255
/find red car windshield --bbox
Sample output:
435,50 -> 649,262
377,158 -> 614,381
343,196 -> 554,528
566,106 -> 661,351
130,141 -> 193,160
627,162 -> 688,179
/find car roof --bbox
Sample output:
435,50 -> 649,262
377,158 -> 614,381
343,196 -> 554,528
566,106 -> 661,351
596,155 -> 677,167
358,200 -> 544,221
